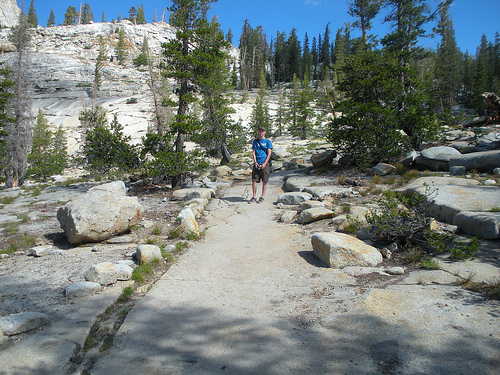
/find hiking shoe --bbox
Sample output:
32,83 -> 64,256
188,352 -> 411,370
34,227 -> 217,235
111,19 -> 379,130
257,197 -> 264,203
249,197 -> 257,203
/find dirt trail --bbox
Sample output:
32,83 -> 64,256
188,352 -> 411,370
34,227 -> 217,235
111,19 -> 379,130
91,172 -> 500,375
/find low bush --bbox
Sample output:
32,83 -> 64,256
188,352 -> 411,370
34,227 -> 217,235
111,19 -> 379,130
366,190 -> 479,262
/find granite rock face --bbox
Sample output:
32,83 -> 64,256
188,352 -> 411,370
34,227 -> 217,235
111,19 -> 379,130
0,0 -> 20,28
0,22 -> 239,155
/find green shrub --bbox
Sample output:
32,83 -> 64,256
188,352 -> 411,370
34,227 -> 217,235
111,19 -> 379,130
424,232 -> 478,261
174,241 -> 189,253
366,190 -> 430,247
118,286 -> 134,302
131,263 -> 154,283
81,111 -> 140,174
420,259 -> 441,269
132,53 -> 148,67
151,226 -> 162,235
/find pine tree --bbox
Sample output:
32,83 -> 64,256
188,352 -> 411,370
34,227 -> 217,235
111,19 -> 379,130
472,35 -> 490,114
0,63 -> 15,174
287,74 -> 301,134
285,28 -> 301,82
348,0 -> 381,47
27,110 -> 68,181
47,9 -> 56,27
302,33 -> 312,83
53,126 -> 69,175
5,13 -> 33,187
116,29 -> 128,66
93,36 -> 106,97
63,6 -> 78,26
382,0 -> 435,148
226,28 -> 233,44
239,20 -> 268,89
193,15 -> 243,164
319,23 -> 331,69
137,5 -> 147,24
290,78 -> 314,140
27,0 -> 38,28
272,31 -> 287,83
81,3 -> 94,24
333,26 -> 349,86
133,36 -> 149,67
275,84 -> 287,136
251,69 -> 272,132
311,36 -> 318,80
434,0 -> 461,113
129,7 -> 137,24
161,0 -> 218,187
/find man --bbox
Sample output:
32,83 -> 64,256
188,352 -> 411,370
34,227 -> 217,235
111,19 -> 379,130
250,126 -> 273,203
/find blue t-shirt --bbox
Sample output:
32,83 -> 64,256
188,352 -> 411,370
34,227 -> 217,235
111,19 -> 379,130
252,138 -> 273,165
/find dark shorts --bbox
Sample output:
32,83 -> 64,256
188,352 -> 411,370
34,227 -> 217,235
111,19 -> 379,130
252,163 -> 270,182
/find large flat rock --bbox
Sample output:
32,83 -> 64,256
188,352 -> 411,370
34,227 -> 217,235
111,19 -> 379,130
398,177 -> 500,237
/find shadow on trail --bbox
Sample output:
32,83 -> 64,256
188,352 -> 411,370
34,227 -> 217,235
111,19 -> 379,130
220,196 -> 246,203
298,250 -> 329,268
95,302 -> 500,375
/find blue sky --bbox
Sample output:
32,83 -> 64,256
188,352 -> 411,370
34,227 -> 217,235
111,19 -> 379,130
19,0 -> 499,54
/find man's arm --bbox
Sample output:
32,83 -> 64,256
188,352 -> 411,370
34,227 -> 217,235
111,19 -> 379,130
252,148 -> 259,168
262,148 -> 272,167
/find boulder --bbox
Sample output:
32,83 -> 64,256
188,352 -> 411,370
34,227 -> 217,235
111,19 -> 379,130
303,186 -> 353,199
279,210 -> 297,223
284,176 -> 313,192
214,166 -> 232,177
0,312 -> 50,336
311,150 -> 336,169
415,146 -> 462,171
476,131 -> 500,151
296,207 -> 334,224
175,207 -> 199,238
386,267 -> 406,275
116,261 -> 134,280
170,188 -> 215,201
453,212 -> 500,240
399,150 -> 419,168
272,145 -> 291,159
203,179 -> 232,190
277,192 -> 312,205
135,244 -> 162,265
311,232 -> 382,268
449,150 -> 500,172
89,181 -> 128,195
185,198 -> 209,218
65,281 -> 101,298
299,201 -> 325,211
449,166 -> 466,176
28,245 -> 56,257
84,262 -> 119,285
57,182 -> 143,245
371,163 -> 396,176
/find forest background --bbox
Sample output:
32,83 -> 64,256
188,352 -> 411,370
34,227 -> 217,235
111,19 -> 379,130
0,0 -> 499,188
